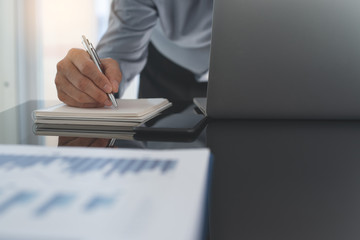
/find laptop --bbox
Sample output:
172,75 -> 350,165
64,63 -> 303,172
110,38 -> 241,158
195,0 -> 360,119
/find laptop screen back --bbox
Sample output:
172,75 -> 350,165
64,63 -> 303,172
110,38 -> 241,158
207,0 -> 360,119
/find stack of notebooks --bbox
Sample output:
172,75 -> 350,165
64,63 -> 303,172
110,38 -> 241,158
33,98 -> 171,139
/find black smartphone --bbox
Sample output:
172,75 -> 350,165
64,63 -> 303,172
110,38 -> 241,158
133,103 -> 207,135
134,113 -> 206,134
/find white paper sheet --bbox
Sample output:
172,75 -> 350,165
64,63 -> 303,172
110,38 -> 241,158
0,145 -> 210,240
34,98 -> 172,120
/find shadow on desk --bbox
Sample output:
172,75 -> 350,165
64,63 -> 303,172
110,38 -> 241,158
207,120 -> 360,240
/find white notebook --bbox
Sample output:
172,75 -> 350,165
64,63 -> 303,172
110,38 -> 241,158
33,99 -> 172,127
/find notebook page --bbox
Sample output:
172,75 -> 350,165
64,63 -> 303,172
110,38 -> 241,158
34,99 -> 171,119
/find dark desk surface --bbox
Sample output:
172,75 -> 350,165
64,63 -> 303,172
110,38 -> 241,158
2,101 -> 360,240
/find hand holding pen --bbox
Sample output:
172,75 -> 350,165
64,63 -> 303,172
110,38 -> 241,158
55,36 -> 122,108
81,35 -> 118,108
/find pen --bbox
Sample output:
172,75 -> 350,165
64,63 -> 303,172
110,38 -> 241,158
81,35 -> 118,108
107,138 -> 117,148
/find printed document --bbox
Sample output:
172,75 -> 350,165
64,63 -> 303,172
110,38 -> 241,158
0,145 -> 210,240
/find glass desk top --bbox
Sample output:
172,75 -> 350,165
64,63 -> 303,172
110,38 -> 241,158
2,100 -> 360,239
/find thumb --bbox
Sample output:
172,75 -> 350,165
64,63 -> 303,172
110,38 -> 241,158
102,58 -> 122,93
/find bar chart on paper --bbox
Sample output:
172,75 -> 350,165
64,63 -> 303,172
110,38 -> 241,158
0,191 -> 118,216
0,150 -> 177,217
0,145 -> 210,240
0,153 -> 177,176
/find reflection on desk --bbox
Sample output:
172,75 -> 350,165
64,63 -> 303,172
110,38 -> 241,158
2,101 -> 360,239
0,101 -> 207,149
207,120 -> 360,239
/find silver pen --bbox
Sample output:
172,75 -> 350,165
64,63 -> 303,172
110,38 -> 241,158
107,138 -> 117,148
81,35 -> 118,108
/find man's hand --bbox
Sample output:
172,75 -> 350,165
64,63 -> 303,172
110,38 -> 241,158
55,48 -> 122,108
58,136 -> 113,148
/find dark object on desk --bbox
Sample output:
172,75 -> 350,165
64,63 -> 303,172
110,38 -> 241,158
134,102 -> 207,142
133,120 -> 206,143
134,112 -> 207,135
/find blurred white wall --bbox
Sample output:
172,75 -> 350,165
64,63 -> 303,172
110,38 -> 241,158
0,0 -> 17,112
40,0 -> 98,102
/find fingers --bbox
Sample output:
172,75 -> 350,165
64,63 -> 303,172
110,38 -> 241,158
102,58 -> 122,93
68,49 -> 113,94
55,48 -> 122,108
58,137 -> 109,148
89,138 -> 110,148
56,59 -> 112,106
55,48 -> 112,107
58,136 -> 76,146
57,89 -> 105,108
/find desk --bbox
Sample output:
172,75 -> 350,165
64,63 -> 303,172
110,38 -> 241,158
2,101 -> 360,240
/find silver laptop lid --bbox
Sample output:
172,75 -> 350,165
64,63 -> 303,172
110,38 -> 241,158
207,0 -> 360,119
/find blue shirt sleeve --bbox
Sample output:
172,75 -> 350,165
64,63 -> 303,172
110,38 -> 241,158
96,0 -> 158,96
